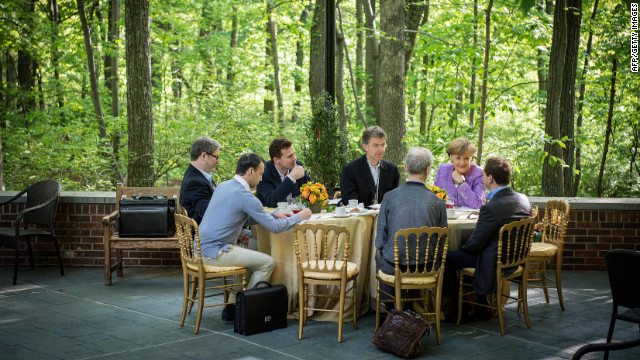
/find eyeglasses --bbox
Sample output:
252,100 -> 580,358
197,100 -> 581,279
207,153 -> 219,160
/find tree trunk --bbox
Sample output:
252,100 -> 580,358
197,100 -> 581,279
469,0 -> 478,126
596,58 -> 616,197
266,1 -> 284,127
574,0 -> 599,196
309,0 -> 326,109
77,0 -> 107,138
356,0 -> 364,97
379,0 -> 405,165
293,5 -> 311,122
542,0 -> 567,196
560,0 -> 582,197
537,0 -> 553,116
105,0 -> 120,118
226,9 -> 239,87
476,0 -> 493,166
403,0 -> 424,72
363,0 -> 380,124
337,5 -> 367,128
49,0 -> 64,109
125,0 -> 154,187
336,21 -> 347,128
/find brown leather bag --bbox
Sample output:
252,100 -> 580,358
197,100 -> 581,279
371,310 -> 431,359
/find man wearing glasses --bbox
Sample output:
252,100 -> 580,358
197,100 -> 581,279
179,136 -> 222,225
341,126 -> 400,207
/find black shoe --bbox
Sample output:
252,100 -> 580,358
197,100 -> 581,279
474,306 -> 491,321
221,304 -> 235,322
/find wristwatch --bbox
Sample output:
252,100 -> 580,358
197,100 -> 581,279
458,176 -> 466,185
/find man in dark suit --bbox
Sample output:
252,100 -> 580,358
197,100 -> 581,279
443,156 -> 531,321
257,137 -> 312,208
340,126 -> 400,207
179,137 -> 221,224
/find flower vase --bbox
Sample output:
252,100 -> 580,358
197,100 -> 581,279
308,203 -> 323,214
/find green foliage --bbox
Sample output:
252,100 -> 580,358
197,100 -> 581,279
301,92 -> 350,191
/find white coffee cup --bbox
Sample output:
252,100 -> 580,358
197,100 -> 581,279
335,206 -> 346,216
447,208 -> 456,218
348,199 -> 358,208
277,202 -> 288,213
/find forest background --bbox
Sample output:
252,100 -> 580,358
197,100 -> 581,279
0,0 -> 638,198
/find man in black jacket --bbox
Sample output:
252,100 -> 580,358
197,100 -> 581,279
179,137 -> 221,225
340,126 -> 400,207
256,137 -> 312,208
443,157 -> 531,320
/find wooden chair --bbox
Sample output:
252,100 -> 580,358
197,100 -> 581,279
294,223 -> 358,342
174,214 -> 246,334
102,183 -> 182,285
0,180 -> 63,285
527,199 -> 570,310
457,216 -> 536,335
375,226 -> 449,345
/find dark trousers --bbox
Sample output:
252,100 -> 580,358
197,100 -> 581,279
443,250 -> 479,300
375,250 -> 424,311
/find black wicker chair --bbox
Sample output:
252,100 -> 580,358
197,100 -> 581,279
0,180 -> 64,284
572,249 -> 640,360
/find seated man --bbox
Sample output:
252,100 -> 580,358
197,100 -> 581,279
442,157 -> 531,321
257,137 -> 312,208
199,152 -> 312,321
375,147 -> 447,310
179,136 -> 220,225
341,126 -> 400,207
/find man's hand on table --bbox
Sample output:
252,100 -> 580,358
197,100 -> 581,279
296,208 -> 312,220
273,208 -> 311,221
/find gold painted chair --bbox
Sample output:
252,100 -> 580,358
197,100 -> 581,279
294,223 -> 358,342
174,214 -> 247,334
527,199 -> 570,310
374,227 -> 449,345
457,216 -> 536,335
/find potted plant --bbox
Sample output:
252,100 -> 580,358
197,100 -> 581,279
301,91 -> 350,195
297,181 -> 329,213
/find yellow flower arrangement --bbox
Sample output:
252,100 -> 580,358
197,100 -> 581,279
427,185 -> 448,201
298,181 -> 329,207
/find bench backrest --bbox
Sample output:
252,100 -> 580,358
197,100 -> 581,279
115,183 -> 183,215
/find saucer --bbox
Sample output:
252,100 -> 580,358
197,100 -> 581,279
333,214 -> 351,218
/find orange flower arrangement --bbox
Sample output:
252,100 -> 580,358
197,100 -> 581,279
298,181 -> 329,208
427,185 -> 448,201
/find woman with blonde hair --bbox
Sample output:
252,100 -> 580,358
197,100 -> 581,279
433,138 -> 486,209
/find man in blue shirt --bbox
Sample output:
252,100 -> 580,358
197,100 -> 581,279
199,152 -> 311,321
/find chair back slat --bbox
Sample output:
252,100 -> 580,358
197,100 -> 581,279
174,214 -> 203,272
23,180 -> 61,228
605,249 -> 640,310
497,217 -> 536,269
392,227 -> 449,278
294,223 -> 350,273
542,200 -> 569,247
115,182 -> 182,215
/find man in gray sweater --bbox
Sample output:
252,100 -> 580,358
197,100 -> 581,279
375,147 -> 448,310
199,152 -> 312,321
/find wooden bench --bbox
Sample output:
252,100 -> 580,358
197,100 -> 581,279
103,183 -> 183,285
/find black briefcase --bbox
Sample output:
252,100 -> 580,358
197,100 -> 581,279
234,281 -> 288,336
118,195 -> 176,237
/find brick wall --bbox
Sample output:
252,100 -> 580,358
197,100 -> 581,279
0,195 -> 180,270
1,193 -> 639,272
561,209 -> 640,271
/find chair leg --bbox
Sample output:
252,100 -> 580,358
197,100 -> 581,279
188,278 -> 197,314
13,245 -> 19,285
298,281 -> 305,340
26,236 -> 34,269
375,281 -> 381,332
338,277 -> 347,342
521,276 -> 531,328
116,249 -> 124,277
180,272 -> 189,327
556,259 -> 564,311
456,273 -> 464,326
52,235 -> 64,276
435,286 -> 442,345
540,261 -> 550,303
497,277 -> 506,336
194,276 -> 205,334
604,307 -> 618,360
